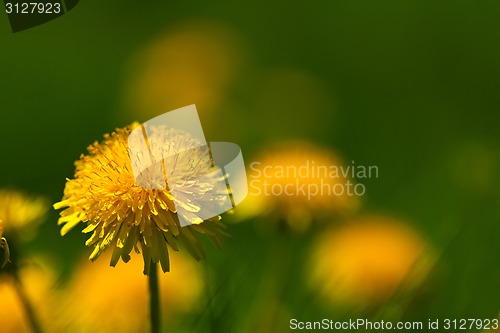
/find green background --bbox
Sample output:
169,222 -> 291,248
1,1 -> 499,332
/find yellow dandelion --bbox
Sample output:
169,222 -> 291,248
54,123 -> 228,275
308,216 -> 432,307
0,220 -> 9,268
239,142 -> 360,232
58,251 -> 202,333
122,21 -> 243,121
0,256 -> 58,333
0,189 -> 48,239
0,281 -> 32,333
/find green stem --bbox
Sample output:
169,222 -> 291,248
148,262 -> 161,333
6,235 -> 43,333
12,274 -> 44,333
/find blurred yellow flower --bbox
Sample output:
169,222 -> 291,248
0,257 -> 58,333
0,189 -> 48,239
54,123 -> 228,275
308,216 -> 431,307
58,251 -> 203,333
122,21 -> 243,121
239,142 -> 360,232
0,220 -> 9,268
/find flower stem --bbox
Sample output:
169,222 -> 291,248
12,274 -> 44,333
7,236 -> 43,333
148,262 -> 161,333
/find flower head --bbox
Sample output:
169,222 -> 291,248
123,21 -> 242,121
308,216 -> 431,307
239,142 -> 359,232
54,123 -> 228,275
0,189 -> 48,239
0,256 -> 58,332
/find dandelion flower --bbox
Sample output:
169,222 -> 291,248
54,123 -> 228,275
0,189 -> 48,239
123,21 -> 243,121
308,216 -> 432,307
239,142 -> 359,232
0,256 -> 58,333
